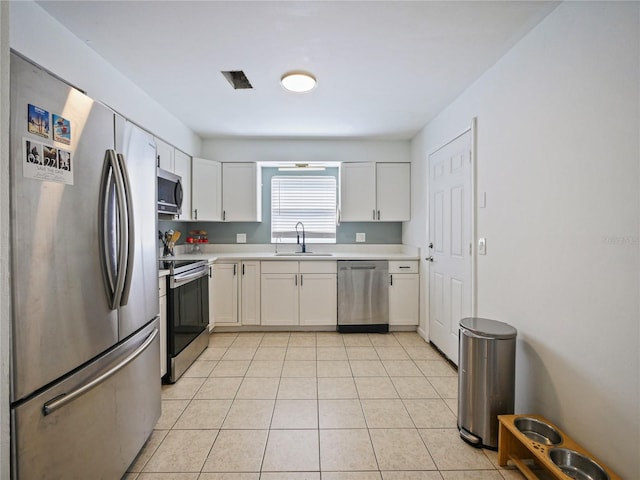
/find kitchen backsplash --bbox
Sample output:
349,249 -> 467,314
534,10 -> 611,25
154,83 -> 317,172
158,219 -> 402,245
158,166 -> 403,246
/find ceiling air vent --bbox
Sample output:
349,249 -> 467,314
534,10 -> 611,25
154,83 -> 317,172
221,70 -> 253,90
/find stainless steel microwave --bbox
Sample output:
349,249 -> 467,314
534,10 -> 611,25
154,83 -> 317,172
157,168 -> 183,215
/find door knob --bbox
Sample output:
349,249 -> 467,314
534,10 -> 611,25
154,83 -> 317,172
425,256 -> 434,262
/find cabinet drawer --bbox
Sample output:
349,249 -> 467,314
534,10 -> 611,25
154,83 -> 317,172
299,261 -> 337,274
158,277 -> 167,297
389,261 -> 419,274
261,261 -> 298,274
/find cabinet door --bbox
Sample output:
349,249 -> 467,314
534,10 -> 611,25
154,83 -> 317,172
174,149 -> 192,220
340,162 -> 376,221
261,273 -> 298,326
299,273 -> 337,326
241,261 -> 261,326
376,163 -> 410,221
389,273 -> 419,325
155,138 -> 174,171
212,263 -> 239,325
192,157 -> 222,221
208,264 -> 215,331
222,163 -> 262,222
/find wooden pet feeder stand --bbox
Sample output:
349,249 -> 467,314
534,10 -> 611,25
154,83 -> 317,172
498,414 -> 620,480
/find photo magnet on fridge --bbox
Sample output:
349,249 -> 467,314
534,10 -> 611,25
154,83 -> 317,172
52,114 -> 71,145
23,138 -> 74,185
27,104 -> 50,138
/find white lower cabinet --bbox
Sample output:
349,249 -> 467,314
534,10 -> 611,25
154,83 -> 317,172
261,270 -> 299,326
261,261 -> 337,326
207,262 -> 215,331
207,258 -> 415,329
212,262 -> 239,326
240,261 -> 261,325
388,261 -> 420,326
159,277 -> 167,377
211,261 -> 260,327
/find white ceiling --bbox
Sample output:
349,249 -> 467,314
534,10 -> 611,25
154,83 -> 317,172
37,1 -> 558,140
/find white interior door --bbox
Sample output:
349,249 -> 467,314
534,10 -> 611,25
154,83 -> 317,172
428,130 -> 472,365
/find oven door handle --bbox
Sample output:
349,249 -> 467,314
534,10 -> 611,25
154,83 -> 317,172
170,269 -> 208,289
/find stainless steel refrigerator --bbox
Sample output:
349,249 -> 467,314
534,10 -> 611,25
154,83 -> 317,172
9,52 -> 160,479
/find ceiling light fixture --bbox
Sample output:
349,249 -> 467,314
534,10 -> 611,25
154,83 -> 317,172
281,71 -> 317,93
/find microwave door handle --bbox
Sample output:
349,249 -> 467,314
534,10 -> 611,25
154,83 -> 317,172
98,150 -> 119,309
116,153 -> 135,306
175,179 -> 183,215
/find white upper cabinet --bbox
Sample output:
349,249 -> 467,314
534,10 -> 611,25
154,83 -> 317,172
340,163 -> 377,221
340,162 -> 410,222
376,163 -> 410,221
155,137 -> 174,171
173,149 -> 192,220
222,162 -> 262,222
192,157 -> 222,221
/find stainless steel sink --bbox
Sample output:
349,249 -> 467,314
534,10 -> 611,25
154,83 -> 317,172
514,417 -> 562,446
548,448 -> 610,480
274,252 -> 333,256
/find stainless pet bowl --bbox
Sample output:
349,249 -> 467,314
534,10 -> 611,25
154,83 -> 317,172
549,448 -> 610,480
514,417 -> 563,446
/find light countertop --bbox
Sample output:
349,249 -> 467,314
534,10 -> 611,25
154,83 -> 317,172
158,244 -> 420,277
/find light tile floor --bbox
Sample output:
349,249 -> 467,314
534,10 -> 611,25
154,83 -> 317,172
125,331 -> 526,480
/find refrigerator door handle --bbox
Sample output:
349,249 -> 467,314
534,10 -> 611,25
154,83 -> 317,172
109,150 -> 128,309
42,328 -> 159,416
99,150 -> 122,309
116,153 -> 135,306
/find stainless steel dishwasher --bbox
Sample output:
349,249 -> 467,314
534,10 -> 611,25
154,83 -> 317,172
337,260 -> 389,333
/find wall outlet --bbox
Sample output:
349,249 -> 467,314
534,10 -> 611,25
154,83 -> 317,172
356,232 -> 366,243
236,233 -> 247,243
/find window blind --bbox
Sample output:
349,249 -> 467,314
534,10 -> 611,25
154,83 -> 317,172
271,175 -> 337,243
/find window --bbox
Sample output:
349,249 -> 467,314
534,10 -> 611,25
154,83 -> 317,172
271,175 -> 337,243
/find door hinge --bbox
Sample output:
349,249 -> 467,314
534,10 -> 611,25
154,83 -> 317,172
469,243 -> 472,255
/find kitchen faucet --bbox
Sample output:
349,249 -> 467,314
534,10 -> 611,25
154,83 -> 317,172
295,221 -> 306,253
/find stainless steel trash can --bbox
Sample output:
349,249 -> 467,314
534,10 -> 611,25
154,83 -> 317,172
458,317 -> 517,450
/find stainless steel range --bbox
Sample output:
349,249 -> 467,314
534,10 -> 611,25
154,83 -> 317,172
162,259 -> 210,383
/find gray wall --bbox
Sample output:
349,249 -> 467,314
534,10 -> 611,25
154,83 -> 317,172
405,2 -> 639,476
159,167 -> 402,246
